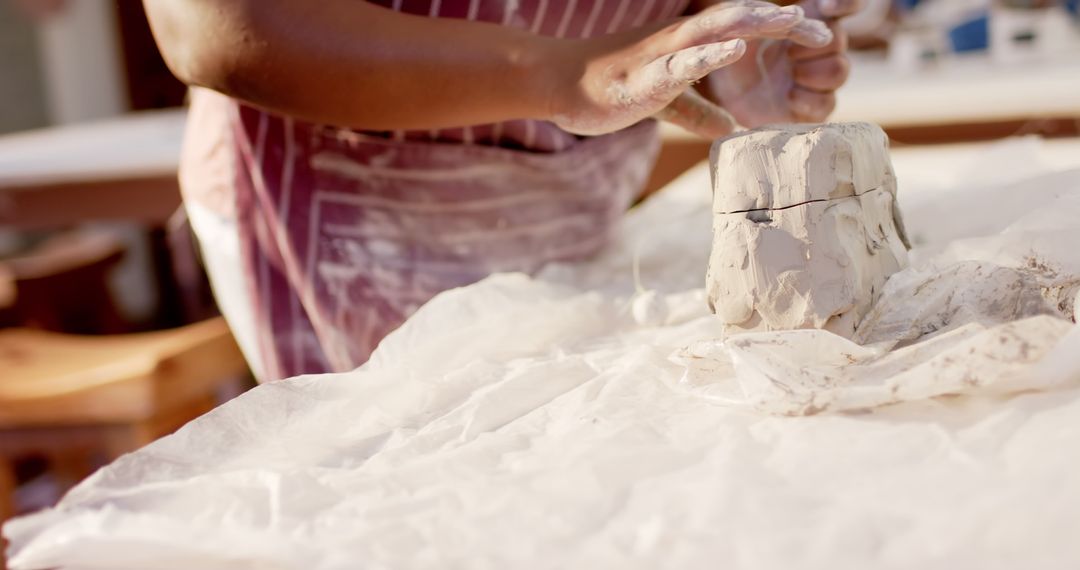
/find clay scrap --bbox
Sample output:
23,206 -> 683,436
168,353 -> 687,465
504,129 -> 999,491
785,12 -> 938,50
706,122 -> 910,339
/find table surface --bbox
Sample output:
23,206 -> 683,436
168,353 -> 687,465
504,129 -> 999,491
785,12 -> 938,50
833,52 -> 1080,126
0,109 -> 186,190
889,135 -> 1080,173
663,52 -> 1080,140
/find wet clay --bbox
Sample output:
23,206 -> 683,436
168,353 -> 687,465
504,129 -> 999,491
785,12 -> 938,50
706,122 -> 910,339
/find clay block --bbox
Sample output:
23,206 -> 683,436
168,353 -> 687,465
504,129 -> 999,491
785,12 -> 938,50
706,122 -> 909,339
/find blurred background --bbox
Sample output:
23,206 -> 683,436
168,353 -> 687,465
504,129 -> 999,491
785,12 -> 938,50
0,0 -> 1078,564
0,2 -> 247,558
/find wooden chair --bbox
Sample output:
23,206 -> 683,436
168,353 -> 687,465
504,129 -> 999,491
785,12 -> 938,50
0,317 -> 249,524
3,229 -> 128,334
0,265 -> 13,328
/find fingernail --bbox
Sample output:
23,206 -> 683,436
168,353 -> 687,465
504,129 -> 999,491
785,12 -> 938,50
723,38 -> 747,56
808,20 -> 834,42
821,0 -> 839,14
770,8 -> 803,25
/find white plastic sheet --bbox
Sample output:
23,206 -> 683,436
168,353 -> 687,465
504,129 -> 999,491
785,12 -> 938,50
6,138 -> 1080,569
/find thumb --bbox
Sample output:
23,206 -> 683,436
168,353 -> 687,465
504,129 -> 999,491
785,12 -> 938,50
654,89 -> 737,139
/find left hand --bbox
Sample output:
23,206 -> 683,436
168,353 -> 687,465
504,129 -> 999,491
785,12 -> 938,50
702,0 -> 860,126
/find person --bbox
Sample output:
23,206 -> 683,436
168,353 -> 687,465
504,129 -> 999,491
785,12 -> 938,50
142,0 -> 858,382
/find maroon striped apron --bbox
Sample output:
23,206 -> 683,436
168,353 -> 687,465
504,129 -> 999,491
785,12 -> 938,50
181,0 -> 690,380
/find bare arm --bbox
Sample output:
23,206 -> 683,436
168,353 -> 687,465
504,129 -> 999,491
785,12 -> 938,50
143,0 -> 566,130
144,0 -> 831,135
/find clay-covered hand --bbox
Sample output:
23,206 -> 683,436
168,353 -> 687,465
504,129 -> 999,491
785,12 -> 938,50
702,0 -> 860,126
550,2 -> 833,139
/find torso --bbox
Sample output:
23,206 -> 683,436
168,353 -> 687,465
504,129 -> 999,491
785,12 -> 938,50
181,0 -> 691,381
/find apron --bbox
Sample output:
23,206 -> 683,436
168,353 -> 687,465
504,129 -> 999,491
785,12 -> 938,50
182,0 -> 688,381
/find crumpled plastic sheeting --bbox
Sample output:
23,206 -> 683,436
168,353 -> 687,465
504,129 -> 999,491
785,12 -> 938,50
678,156 -> 1080,416
7,141 -> 1080,570
680,316 -> 1076,416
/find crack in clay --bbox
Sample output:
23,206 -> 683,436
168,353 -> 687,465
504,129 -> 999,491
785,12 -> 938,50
718,186 -> 886,216
706,123 -> 910,340
721,197 -> 829,216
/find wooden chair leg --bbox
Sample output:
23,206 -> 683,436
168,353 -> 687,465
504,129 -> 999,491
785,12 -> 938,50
1,457 -> 17,570
100,395 -> 217,461
47,449 -> 97,489
101,424 -> 156,462
0,458 -> 15,522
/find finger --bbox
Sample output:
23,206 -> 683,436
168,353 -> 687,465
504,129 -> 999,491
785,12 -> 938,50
654,90 -> 737,139
670,5 -> 831,52
696,1 -> 837,48
792,54 -> 850,92
785,16 -> 835,48
714,0 -> 777,9
639,39 -> 748,96
789,20 -> 848,61
789,86 -> 836,122
718,0 -> 773,6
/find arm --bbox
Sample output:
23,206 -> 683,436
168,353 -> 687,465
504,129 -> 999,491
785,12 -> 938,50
143,0 -> 560,130
143,0 -> 832,135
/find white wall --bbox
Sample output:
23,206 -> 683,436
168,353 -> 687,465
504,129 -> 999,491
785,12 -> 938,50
36,0 -> 127,125
0,1 -> 50,134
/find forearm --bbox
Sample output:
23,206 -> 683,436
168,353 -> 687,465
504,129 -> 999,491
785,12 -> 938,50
143,0 -> 568,129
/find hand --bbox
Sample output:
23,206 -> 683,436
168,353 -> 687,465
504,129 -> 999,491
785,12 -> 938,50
703,0 -> 860,127
549,2 -> 833,138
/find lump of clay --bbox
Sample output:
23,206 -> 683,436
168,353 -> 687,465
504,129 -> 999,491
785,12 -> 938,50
706,122 -> 910,339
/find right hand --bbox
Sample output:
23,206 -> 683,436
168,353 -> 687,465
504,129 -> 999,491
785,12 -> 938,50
704,0 -> 862,128
549,2 -> 834,139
